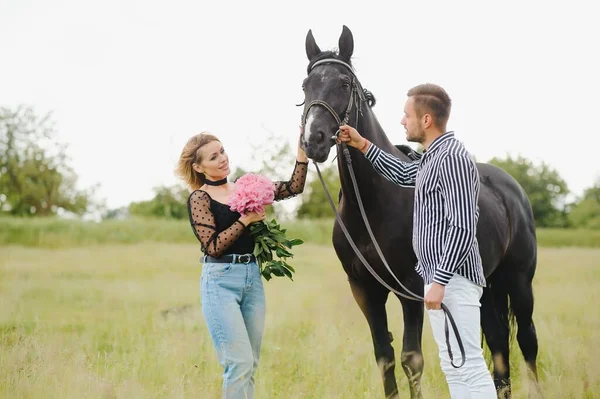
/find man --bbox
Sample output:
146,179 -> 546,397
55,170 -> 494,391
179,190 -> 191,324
337,83 -> 496,398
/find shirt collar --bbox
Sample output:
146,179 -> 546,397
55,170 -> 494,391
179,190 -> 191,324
423,131 -> 454,155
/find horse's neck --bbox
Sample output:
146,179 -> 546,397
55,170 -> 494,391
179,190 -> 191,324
338,110 -> 413,202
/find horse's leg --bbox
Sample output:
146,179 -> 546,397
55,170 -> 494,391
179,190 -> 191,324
349,278 -> 399,399
480,283 -> 511,398
507,272 -> 543,398
397,296 -> 424,399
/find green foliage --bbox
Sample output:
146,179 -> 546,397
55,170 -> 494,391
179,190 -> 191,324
582,180 -> 600,203
229,166 -> 249,183
568,179 -> 600,229
0,216 -> 194,247
249,218 -> 304,281
489,155 -> 569,227
127,184 -> 189,220
535,228 -> 600,247
248,128 -> 297,219
0,106 -> 97,217
297,164 -> 341,219
249,128 -> 295,181
1,216 -> 598,249
569,199 -> 600,229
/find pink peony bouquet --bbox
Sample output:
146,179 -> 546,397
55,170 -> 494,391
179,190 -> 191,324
228,173 -> 303,281
228,174 -> 275,216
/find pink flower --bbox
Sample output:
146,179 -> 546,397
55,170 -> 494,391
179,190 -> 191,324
228,173 -> 275,216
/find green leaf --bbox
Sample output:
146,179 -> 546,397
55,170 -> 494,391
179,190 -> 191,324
271,268 -> 285,277
260,240 -> 269,253
282,262 -> 295,273
264,237 -> 278,247
261,268 -> 272,281
253,242 -> 261,257
276,247 -> 293,258
250,217 -> 303,282
281,266 -> 293,280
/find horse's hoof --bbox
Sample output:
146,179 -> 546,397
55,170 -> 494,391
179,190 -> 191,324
494,378 -> 512,399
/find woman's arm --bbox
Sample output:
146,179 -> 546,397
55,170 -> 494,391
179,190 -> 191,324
274,134 -> 309,200
187,190 -> 247,257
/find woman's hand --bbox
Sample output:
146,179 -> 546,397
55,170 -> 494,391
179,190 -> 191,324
297,126 -> 309,163
240,210 -> 266,226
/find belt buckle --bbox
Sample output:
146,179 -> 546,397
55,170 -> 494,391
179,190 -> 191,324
238,254 -> 251,264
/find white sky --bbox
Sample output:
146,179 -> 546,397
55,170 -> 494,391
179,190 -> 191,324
1,0 -> 598,209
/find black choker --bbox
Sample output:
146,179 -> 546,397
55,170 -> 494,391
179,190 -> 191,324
204,177 -> 228,186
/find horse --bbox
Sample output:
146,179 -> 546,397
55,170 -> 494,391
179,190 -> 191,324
299,26 -> 541,399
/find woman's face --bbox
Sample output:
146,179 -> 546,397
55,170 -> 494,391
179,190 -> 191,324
193,140 -> 230,181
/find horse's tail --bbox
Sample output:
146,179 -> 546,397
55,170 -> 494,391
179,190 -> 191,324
507,298 -> 517,346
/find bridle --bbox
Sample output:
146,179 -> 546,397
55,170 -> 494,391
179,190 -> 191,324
301,58 -> 466,368
301,58 -> 367,136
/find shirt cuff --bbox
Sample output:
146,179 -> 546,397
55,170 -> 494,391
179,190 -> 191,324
433,269 -> 454,286
364,142 -> 379,161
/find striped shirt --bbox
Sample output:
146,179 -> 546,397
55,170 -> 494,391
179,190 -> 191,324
364,132 -> 486,287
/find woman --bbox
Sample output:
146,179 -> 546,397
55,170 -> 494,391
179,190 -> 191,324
176,131 -> 308,398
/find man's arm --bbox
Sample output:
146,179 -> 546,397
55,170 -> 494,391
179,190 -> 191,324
432,155 -> 479,286
364,143 -> 419,187
337,124 -> 419,187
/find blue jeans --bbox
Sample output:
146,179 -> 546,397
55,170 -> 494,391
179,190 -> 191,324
201,259 -> 266,399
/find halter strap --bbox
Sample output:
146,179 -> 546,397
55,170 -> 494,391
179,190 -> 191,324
309,58 -> 356,75
302,58 -> 362,130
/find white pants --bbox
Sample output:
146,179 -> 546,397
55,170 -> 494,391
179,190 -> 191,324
425,275 -> 496,399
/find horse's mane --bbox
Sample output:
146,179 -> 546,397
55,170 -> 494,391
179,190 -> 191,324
395,144 -> 421,159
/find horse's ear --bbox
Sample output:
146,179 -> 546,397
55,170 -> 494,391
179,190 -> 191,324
338,25 -> 354,61
306,29 -> 321,61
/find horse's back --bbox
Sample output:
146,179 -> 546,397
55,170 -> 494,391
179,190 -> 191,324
476,162 -> 537,277
477,162 -> 535,231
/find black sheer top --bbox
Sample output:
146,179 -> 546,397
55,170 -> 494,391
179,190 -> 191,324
187,161 -> 309,257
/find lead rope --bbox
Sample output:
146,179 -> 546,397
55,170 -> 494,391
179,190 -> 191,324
314,141 -> 466,368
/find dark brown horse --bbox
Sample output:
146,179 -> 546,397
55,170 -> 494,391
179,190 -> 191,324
299,26 -> 541,399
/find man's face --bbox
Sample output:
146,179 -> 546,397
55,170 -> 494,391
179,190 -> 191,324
401,97 -> 425,144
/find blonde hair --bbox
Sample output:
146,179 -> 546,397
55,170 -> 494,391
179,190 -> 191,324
176,132 -> 221,190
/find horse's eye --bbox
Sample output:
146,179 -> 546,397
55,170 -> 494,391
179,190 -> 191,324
341,77 -> 351,89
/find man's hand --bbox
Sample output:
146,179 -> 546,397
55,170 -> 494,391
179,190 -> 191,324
337,124 -> 369,152
424,282 -> 445,310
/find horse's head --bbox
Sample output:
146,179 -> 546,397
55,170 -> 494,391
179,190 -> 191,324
300,25 -> 360,163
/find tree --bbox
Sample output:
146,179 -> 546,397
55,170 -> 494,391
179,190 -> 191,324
581,179 -> 600,203
488,155 -> 569,227
0,106 -> 96,217
568,179 -> 600,229
297,164 -> 341,219
249,126 -> 295,180
229,166 -> 249,183
128,184 -> 189,219
248,127 -> 296,219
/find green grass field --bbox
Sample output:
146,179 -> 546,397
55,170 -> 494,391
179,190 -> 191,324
1,242 -> 599,398
1,216 -> 599,249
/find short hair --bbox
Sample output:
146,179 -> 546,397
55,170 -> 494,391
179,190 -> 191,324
407,83 -> 452,131
176,132 -> 220,190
